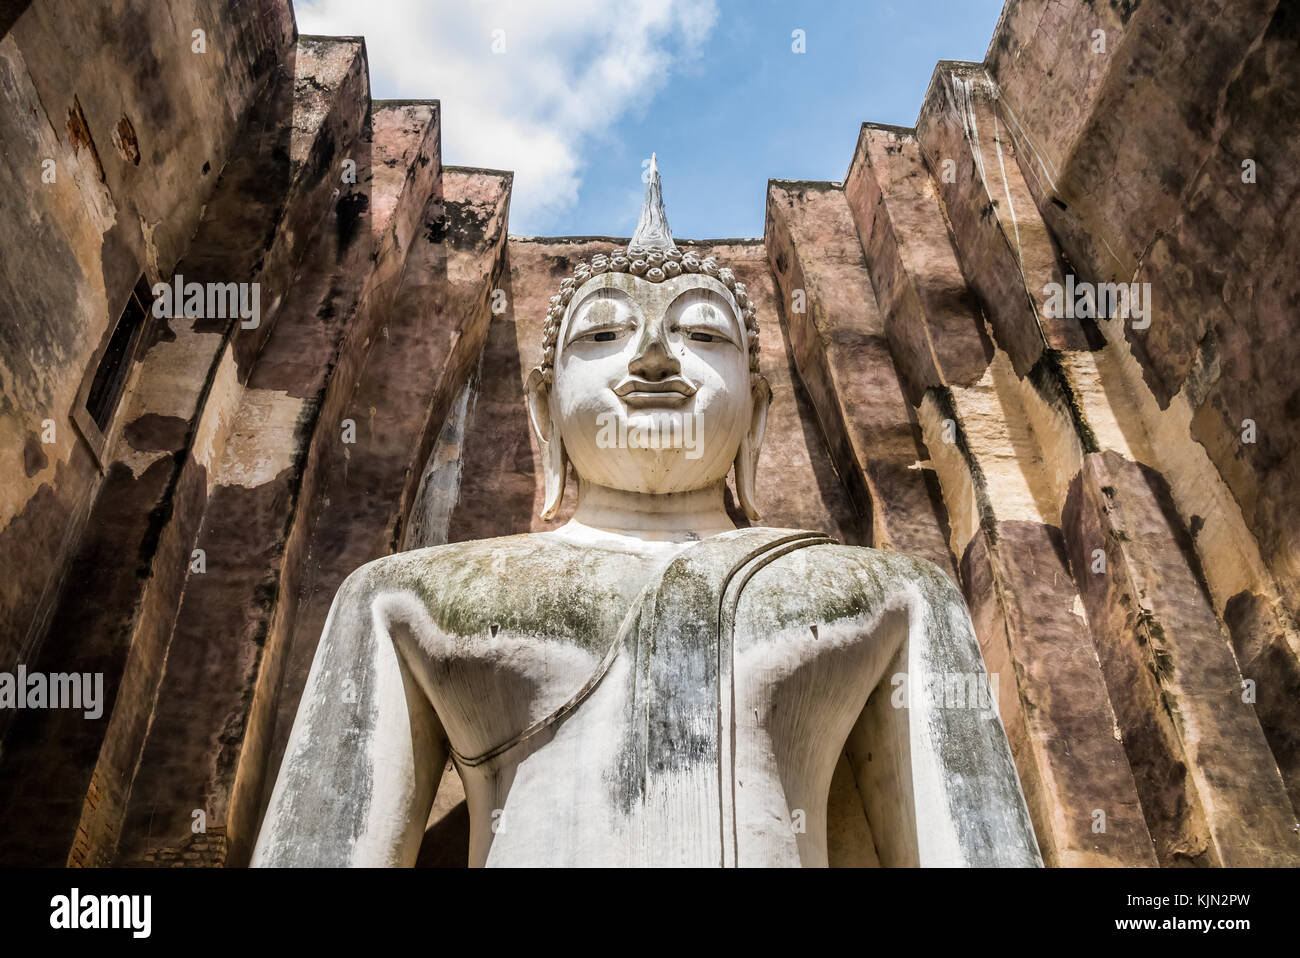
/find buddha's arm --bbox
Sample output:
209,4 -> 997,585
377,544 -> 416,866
845,558 -> 1041,867
252,569 -> 447,867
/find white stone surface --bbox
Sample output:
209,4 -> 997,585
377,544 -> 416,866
253,170 -> 1040,868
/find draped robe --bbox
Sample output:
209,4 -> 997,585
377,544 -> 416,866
253,528 -> 1041,867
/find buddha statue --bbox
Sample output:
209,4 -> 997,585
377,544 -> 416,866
252,157 -> 1041,868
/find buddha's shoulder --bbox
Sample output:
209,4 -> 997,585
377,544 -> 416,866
342,532 -> 639,592
799,540 -> 955,583
336,533 -> 657,648
747,534 -> 963,610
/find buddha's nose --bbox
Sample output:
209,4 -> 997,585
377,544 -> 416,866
628,316 -> 680,382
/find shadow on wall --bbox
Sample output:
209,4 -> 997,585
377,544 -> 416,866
0,2 -> 34,40
445,254 -> 541,542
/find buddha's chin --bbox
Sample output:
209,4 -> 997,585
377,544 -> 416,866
573,447 -> 732,498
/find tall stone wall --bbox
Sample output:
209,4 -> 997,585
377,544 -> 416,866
0,0 -> 1295,867
0,0 -> 295,694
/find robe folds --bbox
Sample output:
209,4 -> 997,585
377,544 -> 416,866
254,527 -> 1041,867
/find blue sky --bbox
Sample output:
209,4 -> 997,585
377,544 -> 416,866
298,0 -> 1006,239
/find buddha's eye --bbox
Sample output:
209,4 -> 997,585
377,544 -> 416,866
689,332 -> 715,343
593,331 -> 617,342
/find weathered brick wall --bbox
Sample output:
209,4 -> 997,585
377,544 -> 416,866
0,0 -> 296,683
133,826 -> 227,868
810,0 -> 1297,865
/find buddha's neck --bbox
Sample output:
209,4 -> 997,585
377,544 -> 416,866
567,480 -> 736,543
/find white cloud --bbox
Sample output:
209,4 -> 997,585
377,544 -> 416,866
295,0 -> 718,233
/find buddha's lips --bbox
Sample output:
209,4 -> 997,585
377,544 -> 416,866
614,377 -> 697,405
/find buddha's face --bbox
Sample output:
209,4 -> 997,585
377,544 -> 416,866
527,270 -> 769,513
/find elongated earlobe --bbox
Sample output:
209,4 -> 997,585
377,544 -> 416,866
734,377 -> 771,521
526,367 -> 568,519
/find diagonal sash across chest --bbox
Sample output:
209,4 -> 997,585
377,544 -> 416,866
450,528 -> 835,865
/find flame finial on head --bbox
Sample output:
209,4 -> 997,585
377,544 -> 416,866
631,152 -> 674,249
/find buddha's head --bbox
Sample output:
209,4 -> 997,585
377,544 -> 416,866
526,156 -> 771,521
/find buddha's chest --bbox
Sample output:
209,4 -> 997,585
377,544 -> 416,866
411,582 -> 884,867
416,597 -> 878,766
392,535 -> 900,865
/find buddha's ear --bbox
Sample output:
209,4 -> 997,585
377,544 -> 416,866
526,366 -> 568,519
734,376 -> 771,521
